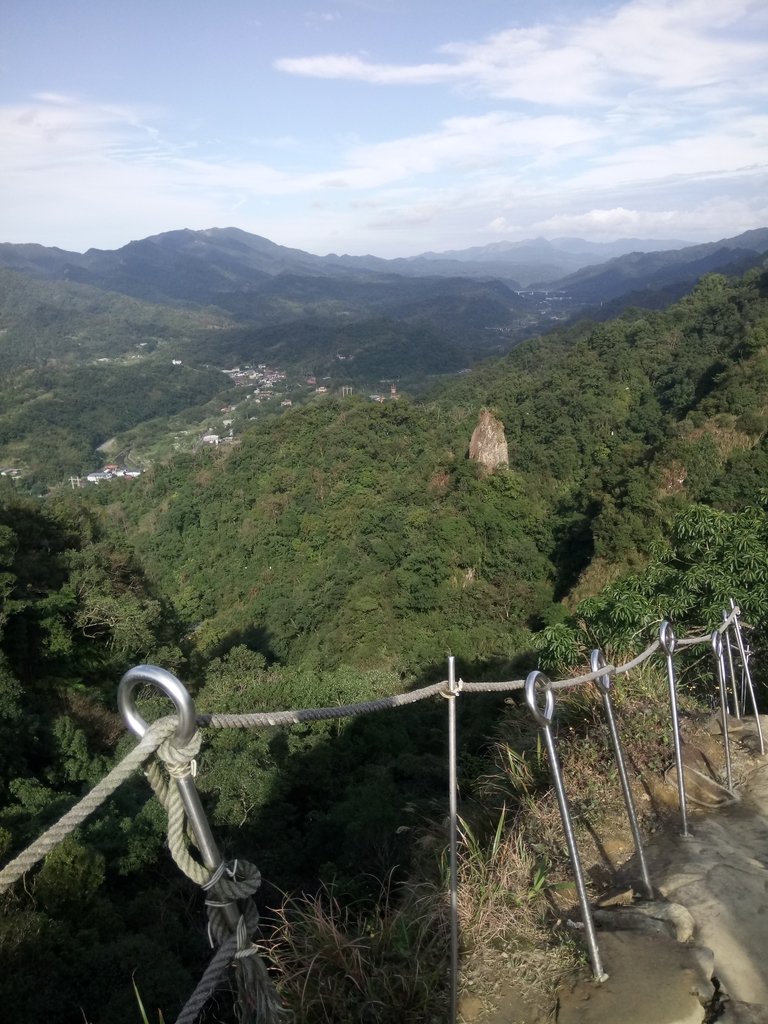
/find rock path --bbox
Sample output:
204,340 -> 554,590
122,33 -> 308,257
557,721 -> 768,1024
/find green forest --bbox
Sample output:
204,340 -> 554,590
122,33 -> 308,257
1,265 -> 767,1021
0,263 -> 541,484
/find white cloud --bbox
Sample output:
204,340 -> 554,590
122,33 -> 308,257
2,90 -> 766,255
530,206 -> 677,236
567,131 -> 768,190
528,197 -> 768,241
339,112 -> 606,185
2,0 -> 767,256
1,96 -> 315,199
274,53 -> 464,85
276,0 -> 767,106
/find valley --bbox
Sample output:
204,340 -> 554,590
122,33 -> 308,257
0,225 -> 767,1023
2,226 -> 767,490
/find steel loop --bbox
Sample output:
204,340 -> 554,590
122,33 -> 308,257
659,620 -> 677,656
525,670 -> 556,727
711,629 -> 723,658
590,649 -> 612,693
118,664 -> 198,745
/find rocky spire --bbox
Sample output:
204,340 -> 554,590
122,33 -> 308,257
468,409 -> 509,474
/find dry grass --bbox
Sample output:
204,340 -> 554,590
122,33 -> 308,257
267,874 -> 450,1023
264,661 -> 705,1023
451,799 -> 584,1021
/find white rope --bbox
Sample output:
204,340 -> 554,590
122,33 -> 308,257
0,716 -> 177,894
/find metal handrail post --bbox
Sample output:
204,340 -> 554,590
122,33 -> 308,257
447,656 -> 460,1024
730,604 -> 764,755
525,671 -> 608,982
723,609 -> 741,719
659,622 -> 690,837
711,632 -> 734,793
590,650 -> 653,899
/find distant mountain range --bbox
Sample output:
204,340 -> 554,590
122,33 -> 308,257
1,224 -> 767,485
544,227 -> 768,305
1,227 -> 767,312
333,235 -> 693,287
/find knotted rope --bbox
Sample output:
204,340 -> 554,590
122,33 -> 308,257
205,862 -> 287,1024
147,730 -> 285,1024
145,731 -> 209,886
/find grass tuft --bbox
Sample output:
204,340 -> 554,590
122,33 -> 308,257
267,873 -> 450,1023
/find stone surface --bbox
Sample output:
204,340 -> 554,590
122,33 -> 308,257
556,761 -> 768,1024
468,410 -> 509,474
557,931 -> 709,1024
647,764 -> 768,1005
719,1000 -> 768,1023
592,900 -> 695,943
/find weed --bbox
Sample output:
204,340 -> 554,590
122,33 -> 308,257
132,977 -> 165,1024
267,874 -> 449,1023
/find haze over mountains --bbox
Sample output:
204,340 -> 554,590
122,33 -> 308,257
334,234 -> 693,287
2,225 -> 768,304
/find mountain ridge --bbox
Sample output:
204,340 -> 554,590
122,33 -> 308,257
544,228 -> 768,303
2,226 -> 766,302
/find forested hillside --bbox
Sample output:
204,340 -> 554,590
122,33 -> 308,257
85,266 -> 768,673
0,258 -> 537,485
3,227 -> 767,489
1,265 -> 767,1022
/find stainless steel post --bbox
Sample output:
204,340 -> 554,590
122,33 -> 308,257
590,650 -> 653,899
659,622 -> 689,837
525,671 -> 608,982
723,609 -> 741,719
118,664 -> 241,931
447,656 -> 459,1024
710,632 -> 734,793
730,605 -> 765,755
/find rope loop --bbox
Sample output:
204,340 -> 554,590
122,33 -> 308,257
205,864 -> 262,948
156,731 -> 203,780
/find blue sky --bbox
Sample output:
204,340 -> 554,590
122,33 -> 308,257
2,0 -> 767,256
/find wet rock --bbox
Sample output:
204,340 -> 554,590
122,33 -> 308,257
593,900 -> 696,943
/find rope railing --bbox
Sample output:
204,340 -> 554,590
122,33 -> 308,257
0,716 -> 178,892
0,601 -> 761,1024
520,605 -> 761,984
198,679 -> 449,730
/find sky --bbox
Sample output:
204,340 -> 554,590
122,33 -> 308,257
1,0 -> 767,257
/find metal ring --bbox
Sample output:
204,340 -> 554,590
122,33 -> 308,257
590,649 -> 612,693
525,670 -> 555,727
659,620 -> 677,656
710,629 -> 723,658
118,664 -> 197,744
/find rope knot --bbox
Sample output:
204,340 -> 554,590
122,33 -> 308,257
157,731 -> 203,780
207,858 -> 262,903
